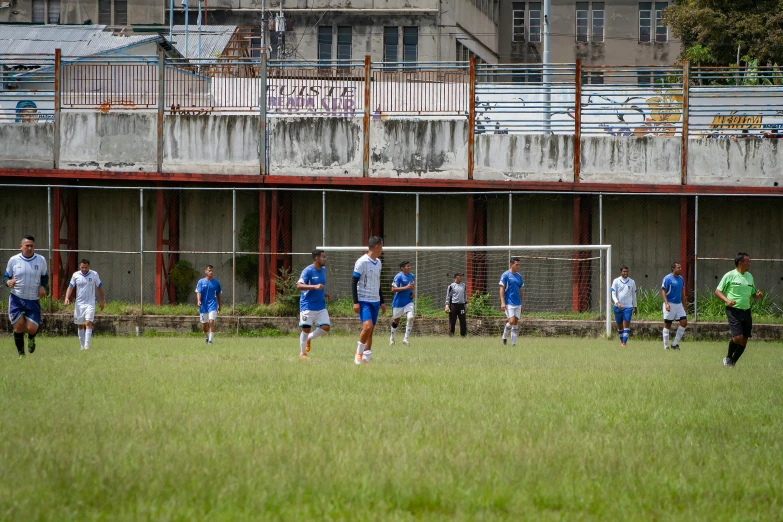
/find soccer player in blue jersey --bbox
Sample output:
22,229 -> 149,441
196,265 -> 222,345
611,265 -> 638,347
4,236 -> 48,357
499,257 -> 524,346
661,261 -> 687,350
296,249 -> 331,359
352,236 -> 386,365
390,260 -> 415,346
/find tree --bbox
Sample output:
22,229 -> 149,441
664,0 -> 783,66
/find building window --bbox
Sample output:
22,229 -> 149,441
318,26 -> 332,62
576,2 -> 589,42
337,26 -> 352,62
529,2 -> 541,43
655,1 -> 668,42
384,27 -> 398,63
114,0 -> 127,25
32,0 -> 45,22
583,71 -> 604,84
403,26 -> 418,63
48,0 -> 61,23
637,70 -> 664,85
98,0 -> 127,25
592,2 -> 604,42
512,2 -> 525,42
639,2 -> 651,42
99,0 -> 111,24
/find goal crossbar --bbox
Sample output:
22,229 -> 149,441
319,245 -> 613,338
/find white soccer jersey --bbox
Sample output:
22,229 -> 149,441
69,270 -> 103,306
611,277 -> 637,308
5,253 -> 48,300
353,254 -> 382,303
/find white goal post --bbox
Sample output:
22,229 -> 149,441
318,244 -> 613,338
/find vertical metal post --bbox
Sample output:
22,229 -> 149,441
507,192 -> 512,262
140,189 -> 144,315
574,59 -> 582,183
694,195 -> 699,322
681,61 -> 690,185
467,58 -> 476,180
322,190 -> 326,247
47,186 -> 52,312
53,49 -> 61,169
598,194 -> 603,320
415,193 -> 420,315
260,56 -> 268,175
232,189 -> 236,315
605,245 -> 612,338
542,0 -> 551,134
362,55 -> 371,177
157,48 -> 165,173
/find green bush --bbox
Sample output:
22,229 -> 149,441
169,260 -> 199,304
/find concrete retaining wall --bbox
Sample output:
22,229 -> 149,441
581,136 -> 681,184
60,111 -> 157,172
370,119 -> 468,179
0,122 -> 54,169
688,138 -> 783,187
164,114 -> 261,175
269,117 -> 362,177
474,134 -> 573,182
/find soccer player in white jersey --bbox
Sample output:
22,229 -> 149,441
296,249 -> 331,359
611,265 -> 637,347
196,265 -> 222,345
390,260 -> 415,346
64,259 -> 105,350
4,235 -> 48,357
499,257 -> 524,346
351,236 -> 386,365
661,261 -> 687,350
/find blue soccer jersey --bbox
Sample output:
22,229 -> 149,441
298,264 -> 326,311
392,272 -> 415,308
661,273 -> 684,304
499,270 -> 524,307
196,278 -> 222,313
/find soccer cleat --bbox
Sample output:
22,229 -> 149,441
18,353 -> 25,359
299,353 -> 309,359
361,350 -> 372,365
723,357 -> 734,367
389,338 -> 395,346
207,341 -> 212,345
621,342 -> 626,348
306,338 -> 311,352
27,338 -> 35,354
672,344 -> 680,351
84,345 -> 90,351
502,338 -> 507,346
205,338 -> 209,344
664,346 -> 669,350
354,352 -> 363,365
402,339 -> 410,346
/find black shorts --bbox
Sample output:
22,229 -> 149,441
726,307 -> 752,339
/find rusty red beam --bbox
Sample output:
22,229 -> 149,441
269,189 -> 278,303
258,191 -> 268,304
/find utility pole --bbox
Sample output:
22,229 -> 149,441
543,0 -> 551,134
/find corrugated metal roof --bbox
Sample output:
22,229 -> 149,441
0,25 -> 160,60
169,25 -> 237,60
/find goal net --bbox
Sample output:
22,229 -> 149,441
317,245 -> 612,338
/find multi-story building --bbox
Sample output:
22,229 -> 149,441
498,0 -> 681,71
0,0 -> 163,25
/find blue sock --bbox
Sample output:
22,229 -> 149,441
623,328 -> 630,343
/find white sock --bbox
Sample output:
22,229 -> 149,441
357,341 -> 366,354
362,349 -> 372,363
85,329 -> 93,347
299,331 -> 308,355
510,326 -> 518,346
208,332 -> 214,342
78,329 -> 85,348
662,328 -> 670,348
404,323 -> 413,341
674,326 -> 686,345
308,327 -> 327,341
502,322 -> 511,340
390,324 -> 397,339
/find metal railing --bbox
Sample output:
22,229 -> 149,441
0,54 -> 56,122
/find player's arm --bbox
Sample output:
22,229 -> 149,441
379,284 -> 386,314
351,265 -> 362,313
217,293 -> 222,312
445,285 -> 452,313
661,279 -> 670,311
519,285 -> 524,312
611,283 -> 621,309
714,274 -> 735,307
751,281 -> 763,300
391,275 -> 404,293
632,283 -> 638,314
38,260 -> 49,298
3,270 -> 12,288
97,285 -> 105,311
64,283 -> 75,305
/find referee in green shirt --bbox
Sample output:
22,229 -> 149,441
714,252 -> 763,367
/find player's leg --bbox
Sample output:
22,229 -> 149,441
207,311 -> 216,344
458,304 -> 467,337
10,307 -> 27,357
200,313 -> 209,343
23,300 -> 41,353
724,308 -> 745,367
83,305 -> 96,349
390,307 -> 402,344
306,310 -> 330,354
355,303 -> 378,365
621,307 -> 633,346
74,304 -> 85,349
403,303 -> 414,345
509,310 -> 520,346
614,306 -> 624,345
448,307 -> 457,336
731,312 -> 752,365
299,310 -> 312,357
502,308 -> 514,345
672,306 -> 687,349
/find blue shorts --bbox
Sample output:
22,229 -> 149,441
9,294 -> 42,327
357,301 -> 381,325
613,305 -> 633,325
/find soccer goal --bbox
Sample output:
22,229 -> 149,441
318,245 -> 613,338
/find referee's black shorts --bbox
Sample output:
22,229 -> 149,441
726,306 -> 753,338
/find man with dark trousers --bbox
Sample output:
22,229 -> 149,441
445,272 -> 468,337
715,252 -> 763,368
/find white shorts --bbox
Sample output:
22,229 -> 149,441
74,304 -> 95,325
200,311 -> 218,323
392,302 -> 415,320
663,302 -> 687,322
299,309 -> 330,328
505,305 -> 522,319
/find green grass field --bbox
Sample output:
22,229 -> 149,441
2,334 -> 782,521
